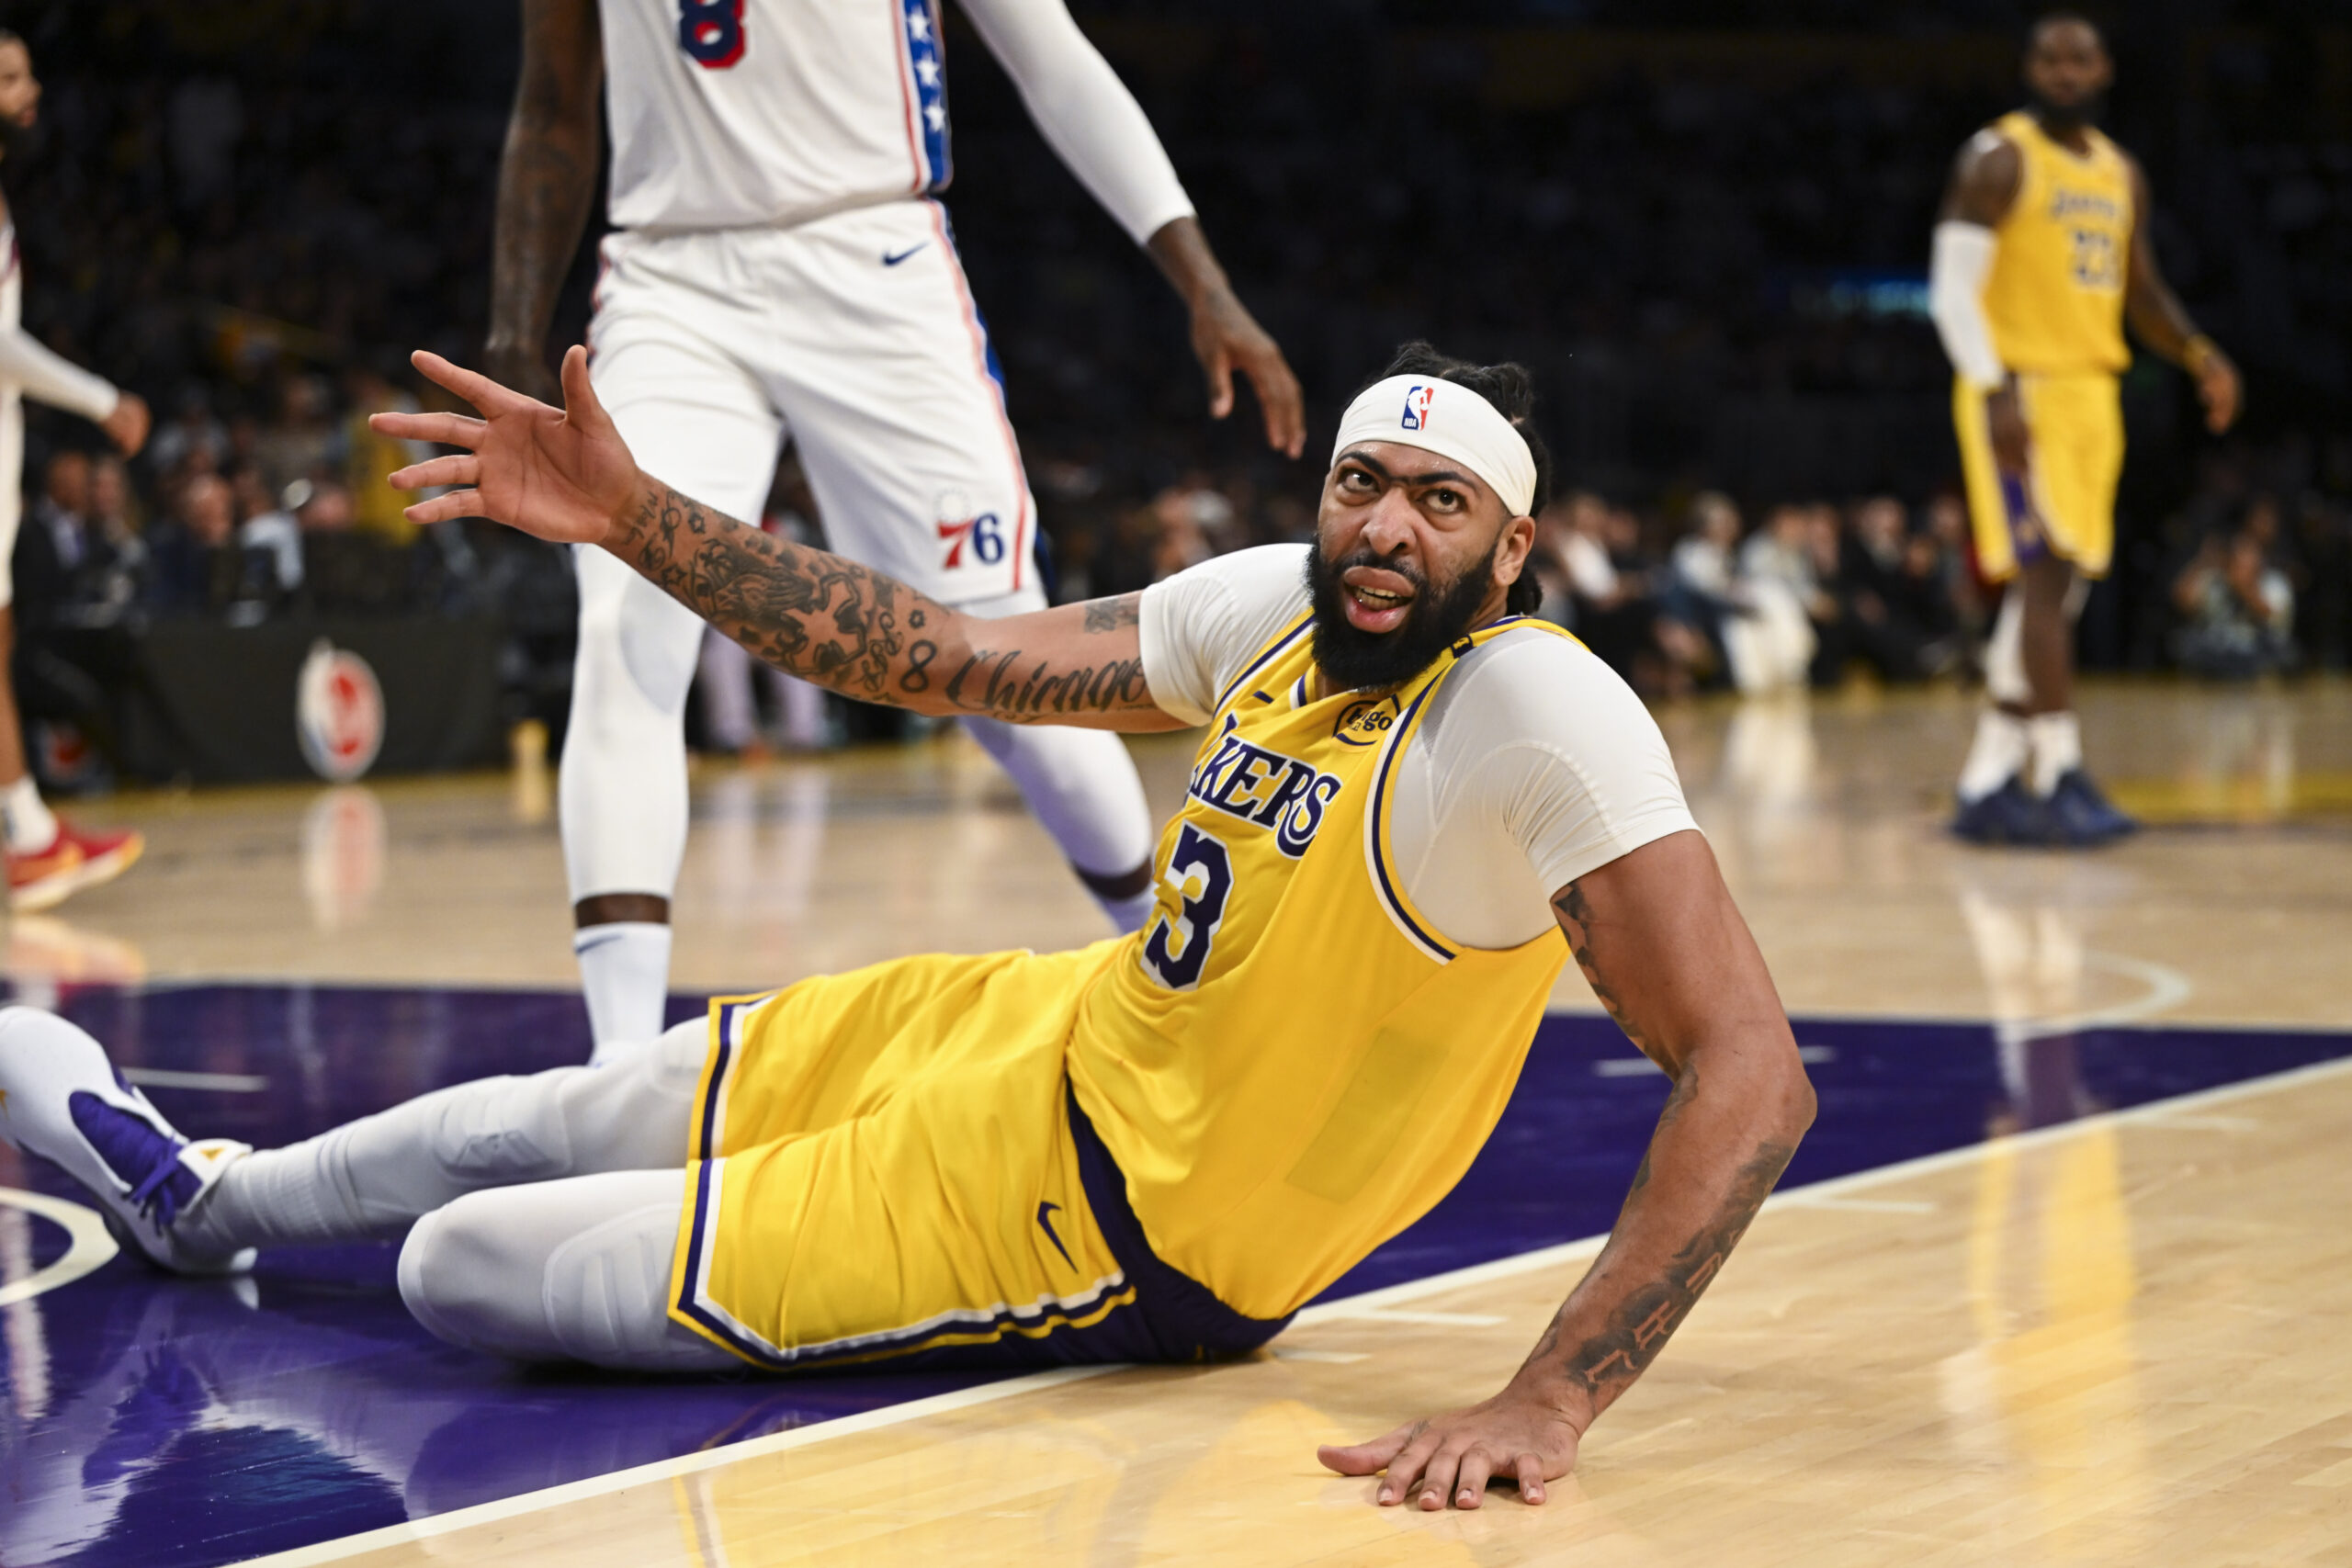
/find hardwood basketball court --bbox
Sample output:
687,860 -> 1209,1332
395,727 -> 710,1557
4,678 -> 2348,1567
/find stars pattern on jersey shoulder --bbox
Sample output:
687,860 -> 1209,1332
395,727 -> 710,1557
901,0 -> 952,183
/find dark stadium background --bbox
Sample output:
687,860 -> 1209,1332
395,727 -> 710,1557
5,0 -> 2345,770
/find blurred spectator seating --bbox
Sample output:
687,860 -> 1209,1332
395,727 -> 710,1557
2172,498 -> 2298,679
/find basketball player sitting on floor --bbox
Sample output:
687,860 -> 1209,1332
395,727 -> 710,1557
0,342 -> 1815,1513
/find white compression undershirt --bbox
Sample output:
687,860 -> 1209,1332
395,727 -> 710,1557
1139,547 -> 1700,950
960,0 -> 1194,247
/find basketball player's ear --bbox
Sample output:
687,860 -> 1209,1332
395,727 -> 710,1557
1494,513 -> 1537,592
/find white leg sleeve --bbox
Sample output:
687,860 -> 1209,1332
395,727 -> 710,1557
560,545 -> 712,904
945,585 -> 1158,930
181,1020 -> 710,1256
565,290 -> 784,906
960,717 -> 1155,886
398,1168 -> 735,1371
696,626 -> 761,752
1984,585 -> 2030,706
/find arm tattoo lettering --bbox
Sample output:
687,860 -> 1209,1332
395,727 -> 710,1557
606,482 -> 1154,721
1522,1132 -> 1795,1402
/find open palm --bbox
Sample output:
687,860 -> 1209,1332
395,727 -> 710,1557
369,346 -> 641,547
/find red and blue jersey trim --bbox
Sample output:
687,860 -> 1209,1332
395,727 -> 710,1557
893,0 -> 952,194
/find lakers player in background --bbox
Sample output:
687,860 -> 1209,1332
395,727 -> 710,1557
486,0 -> 1304,1058
1,340 -> 1813,1512
1934,12 -> 2239,846
0,31 -> 148,908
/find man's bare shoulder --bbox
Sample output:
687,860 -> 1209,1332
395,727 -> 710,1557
1943,129 -> 2023,224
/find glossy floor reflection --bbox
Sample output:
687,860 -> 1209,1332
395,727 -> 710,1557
1,979 -> 2346,1566
0,680 -> 2346,1565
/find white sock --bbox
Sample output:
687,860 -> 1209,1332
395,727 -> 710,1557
1957,710 -> 2028,803
573,922 -> 673,1062
2,775 -> 58,854
2026,712 -> 2083,797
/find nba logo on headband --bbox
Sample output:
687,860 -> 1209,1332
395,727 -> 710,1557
1400,384 -> 1433,431
1335,371 -> 1538,516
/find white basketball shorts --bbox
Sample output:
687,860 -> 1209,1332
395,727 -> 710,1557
587,198 -> 1044,609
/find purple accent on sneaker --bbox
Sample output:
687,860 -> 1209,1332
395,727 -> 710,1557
69,1090 -> 200,1228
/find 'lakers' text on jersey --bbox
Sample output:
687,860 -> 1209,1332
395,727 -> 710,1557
1182,716 -> 1344,859
1980,109 -> 2134,376
1072,615 -> 1574,1322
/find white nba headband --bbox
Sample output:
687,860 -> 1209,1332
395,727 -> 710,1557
1330,374 -> 1538,517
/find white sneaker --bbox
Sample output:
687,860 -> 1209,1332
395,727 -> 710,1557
0,1006 -> 254,1274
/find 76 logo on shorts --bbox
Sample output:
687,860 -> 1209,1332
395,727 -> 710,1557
937,513 -> 1007,570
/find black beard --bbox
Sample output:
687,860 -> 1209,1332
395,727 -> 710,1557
2028,87 -> 2105,133
1304,535 -> 1499,694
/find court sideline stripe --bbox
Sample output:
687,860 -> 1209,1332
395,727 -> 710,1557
233,1049 -> 2352,1568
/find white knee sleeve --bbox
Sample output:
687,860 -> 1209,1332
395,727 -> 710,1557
398,1169 -> 734,1370
1984,586 -> 2030,706
423,1073 -> 576,1184
186,1022 -> 710,1255
961,717 -> 1154,879
560,546 -> 708,902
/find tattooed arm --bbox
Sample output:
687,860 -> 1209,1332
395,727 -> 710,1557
1319,829 -> 1815,1509
483,0 -> 602,402
372,347 -> 1192,732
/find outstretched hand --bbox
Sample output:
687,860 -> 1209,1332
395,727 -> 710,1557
1190,288 -> 1306,459
369,345 -> 640,546
1317,1384 -> 1583,1510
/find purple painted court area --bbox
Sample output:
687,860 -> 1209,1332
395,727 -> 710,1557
2,983 -> 2347,1568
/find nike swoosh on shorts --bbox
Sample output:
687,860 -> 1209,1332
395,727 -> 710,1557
881,243 -> 930,266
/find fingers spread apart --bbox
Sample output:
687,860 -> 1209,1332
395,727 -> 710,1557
402,489 -> 484,526
370,410 -> 484,447
388,454 -> 478,492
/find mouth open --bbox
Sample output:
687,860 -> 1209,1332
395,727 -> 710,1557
1340,569 -> 1418,634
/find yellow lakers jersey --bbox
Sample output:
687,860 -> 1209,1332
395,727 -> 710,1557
1980,110 -> 2133,375
1067,614 -> 1573,1322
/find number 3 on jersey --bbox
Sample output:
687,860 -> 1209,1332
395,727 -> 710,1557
1139,824 -> 1232,991
678,0 -> 746,68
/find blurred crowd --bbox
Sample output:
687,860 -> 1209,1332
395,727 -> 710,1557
5,3 -> 2349,768
1062,459 -> 2346,703
19,365 -> 482,631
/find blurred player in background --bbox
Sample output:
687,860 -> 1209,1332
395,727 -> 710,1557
1932,11 -> 2239,847
486,0 -> 1304,1057
0,31 -> 149,909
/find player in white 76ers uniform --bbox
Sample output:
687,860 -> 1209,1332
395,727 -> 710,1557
0,33 -> 150,914
486,0 -> 1303,1059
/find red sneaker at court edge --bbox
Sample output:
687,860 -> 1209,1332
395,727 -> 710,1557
9,820 -> 143,912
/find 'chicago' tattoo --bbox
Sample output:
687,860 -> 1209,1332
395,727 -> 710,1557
605,481 -> 1154,723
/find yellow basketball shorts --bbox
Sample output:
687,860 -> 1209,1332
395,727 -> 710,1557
667,943 -> 1290,1371
1953,371 -> 2122,581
